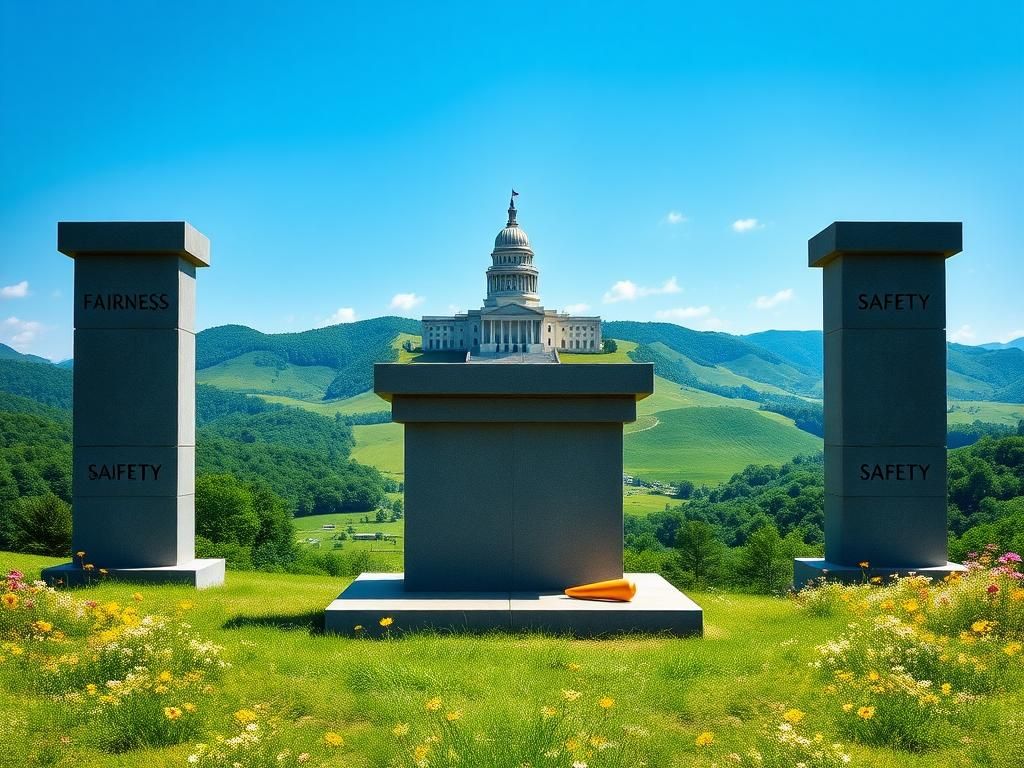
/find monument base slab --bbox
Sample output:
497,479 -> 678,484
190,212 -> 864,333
42,558 -> 225,589
324,572 -> 702,637
793,557 -> 966,590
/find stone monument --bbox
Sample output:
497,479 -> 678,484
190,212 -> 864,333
42,222 -> 225,588
325,361 -> 703,636
794,221 -> 966,586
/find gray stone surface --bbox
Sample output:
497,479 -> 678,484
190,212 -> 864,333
42,559 -> 224,589
808,221 -> 962,268
794,558 -> 966,589
44,221 -> 222,587
823,495 -> 948,566
58,221 -> 210,267
802,222 -> 962,583
325,572 -> 702,637
823,328 -> 946,447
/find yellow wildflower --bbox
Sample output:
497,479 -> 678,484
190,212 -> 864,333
565,737 -> 581,751
32,620 -> 53,634
1010,588 -> 1024,602
1,593 -> 17,609
157,670 -> 173,683
858,561 -> 870,569
445,710 -> 463,722
599,696 -> 615,710
902,599 -> 919,613
234,708 -> 258,724
857,706 -> 875,719
163,706 -> 182,721
870,576 -> 882,584
379,616 -> 394,628
83,564 -> 94,571
562,689 -> 582,701
921,693 -> 940,705
567,662 -> 582,671
836,671 -> 854,681
541,706 -> 557,718
425,696 -> 442,712
867,670 -> 879,681
590,734 -> 608,747
86,683 -> 97,695
177,600 -> 193,610
941,682 -> 952,695
155,684 -> 169,694
1004,642 -> 1023,656
695,731 -> 715,747
324,732 -> 344,747
413,744 -> 430,761
841,703 -> 854,713
132,592 -> 143,602
971,619 -> 995,635
782,708 -> 806,724
880,599 -> 895,611
393,723 -> 410,737
183,703 -> 196,713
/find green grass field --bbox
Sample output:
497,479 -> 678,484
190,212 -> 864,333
947,400 -> 1024,427
622,491 -> 679,516
624,406 -> 822,485
352,422 -> 405,479
3,551 -> 1020,768
257,389 -> 389,416
198,351 -> 338,399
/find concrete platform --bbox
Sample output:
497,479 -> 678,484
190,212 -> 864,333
324,572 -> 703,637
41,558 -> 225,589
793,557 -> 966,589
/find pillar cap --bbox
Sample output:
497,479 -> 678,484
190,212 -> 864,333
58,221 -> 210,267
809,221 -> 962,268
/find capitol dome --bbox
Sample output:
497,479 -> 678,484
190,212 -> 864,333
494,223 -> 531,249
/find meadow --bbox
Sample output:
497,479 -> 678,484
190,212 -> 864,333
2,551 -> 1022,768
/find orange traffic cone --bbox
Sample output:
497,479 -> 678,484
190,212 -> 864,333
564,578 -> 637,602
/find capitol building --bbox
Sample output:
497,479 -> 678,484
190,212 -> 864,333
421,194 -> 602,355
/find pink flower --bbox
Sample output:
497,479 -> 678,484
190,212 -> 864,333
998,552 -> 1022,564
987,584 -> 1000,595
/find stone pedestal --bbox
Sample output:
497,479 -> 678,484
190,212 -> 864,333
325,362 -> 703,636
795,222 -> 966,587
42,222 -> 224,588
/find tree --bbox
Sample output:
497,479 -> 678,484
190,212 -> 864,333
0,492 -> 71,556
602,339 -> 618,353
675,480 -> 695,499
675,520 -> 724,585
195,474 -> 260,548
736,522 -> 794,594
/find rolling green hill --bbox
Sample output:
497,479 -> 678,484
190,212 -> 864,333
623,406 -> 822,485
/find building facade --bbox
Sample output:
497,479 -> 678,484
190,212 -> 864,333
421,195 -> 602,354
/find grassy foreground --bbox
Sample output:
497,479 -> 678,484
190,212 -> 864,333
2,551 -> 1022,768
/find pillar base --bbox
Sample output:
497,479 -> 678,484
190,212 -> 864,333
41,558 -> 225,589
793,557 -> 966,590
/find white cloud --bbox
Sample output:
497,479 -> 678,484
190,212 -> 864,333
319,307 -> 357,326
655,306 -> 711,321
732,218 -> 762,233
563,302 -> 591,314
948,324 -> 976,344
602,276 -> 681,303
999,329 -> 1024,343
1,281 -> 29,298
446,304 -> 464,315
389,292 -> 425,312
2,316 -> 43,350
753,288 -> 794,310
664,211 -> 686,225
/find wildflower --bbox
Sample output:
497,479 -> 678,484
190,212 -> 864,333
858,561 -> 870,569
880,599 -> 895,611
987,584 -> 999,595
132,592 -> 143,602
599,696 -> 615,710
425,696 -> 443,712
393,723 -> 410,737
782,708 -> 806,724
324,731 -> 344,747
572,762 -> 588,768
75,551 -> 86,558
998,552 -> 1022,564
902,599 -> 919,613
541,706 -> 557,718
157,670 -> 173,682
445,710 -> 463,722
164,706 -> 182,720
297,754 -> 310,763
83,564 -> 95,571
941,682 -> 952,695
32,620 -> 53,634
177,600 -> 193,610
183,703 -> 196,713
870,576 -> 882,584
921,693 -> 940,705
155,684 -> 169,694
857,706 -> 875,719
1011,588 -> 1024,602
565,737 -> 581,751
841,703 -> 854,713
379,616 -> 394,628
354,625 -> 364,632
562,689 -> 582,701
971,619 -> 995,635
234,708 -> 258,724
589,735 -> 608,747
867,670 -> 879,681
86,683 -> 97,695
413,744 -> 430,761
1,594 -> 17,609
1004,642 -> 1023,656
695,731 -> 715,747
567,662 -> 582,671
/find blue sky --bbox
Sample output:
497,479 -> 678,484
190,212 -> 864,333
1,1 -> 1021,361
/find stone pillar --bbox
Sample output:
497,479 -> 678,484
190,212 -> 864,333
795,221 -> 965,587
42,222 -> 225,588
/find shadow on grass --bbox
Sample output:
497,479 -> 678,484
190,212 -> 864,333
223,610 -> 325,634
